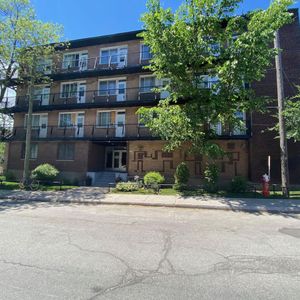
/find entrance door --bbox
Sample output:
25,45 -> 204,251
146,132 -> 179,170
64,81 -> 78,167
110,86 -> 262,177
75,113 -> 84,138
39,114 -> 48,138
105,149 -> 127,171
79,53 -> 88,71
117,80 -> 126,101
77,84 -> 86,103
118,48 -> 127,68
41,86 -> 50,105
115,112 -> 125,137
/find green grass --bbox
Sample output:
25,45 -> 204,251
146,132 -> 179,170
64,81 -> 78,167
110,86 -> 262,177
111,187 -> 300,199
0,181 -> 77,191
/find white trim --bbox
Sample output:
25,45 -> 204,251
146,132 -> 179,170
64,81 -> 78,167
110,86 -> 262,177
99,45 -> 128,52
60,81 -> 86,97
139,43 -> 152,63
63,50 -> 88,60
96,109 -> 125,128
58,111 -> 85,127
98,77 -> 126,83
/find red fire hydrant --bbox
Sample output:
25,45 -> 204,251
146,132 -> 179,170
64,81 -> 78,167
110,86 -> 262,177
262,174 -> 270,197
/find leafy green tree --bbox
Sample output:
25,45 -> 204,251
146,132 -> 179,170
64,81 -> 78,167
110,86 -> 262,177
0,0 -> 64,183
283,94 -> 300,142
138,0 -> 293,157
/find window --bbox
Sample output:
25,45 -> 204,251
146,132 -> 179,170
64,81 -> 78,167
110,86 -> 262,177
140,76 -> 156,93
233,111 -> 246,135
63,53 -> 79,69
61,83 -> 78,98
97,112 -> 111,127
57,143 -> 75,160
36,58 -> 52,74
59,113 -> 74,127
99,80 -> 117,96
100,47 -> 127,65
21,143 -> 38,159
100,48 -> 118,64
141,44 -> 152,60
24,114 -> 41,128
33,86 -> 50,101
196,75 -> 219,89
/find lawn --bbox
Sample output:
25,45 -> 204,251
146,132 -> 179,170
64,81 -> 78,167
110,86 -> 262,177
112,187 -> 300,199
0,180 -> 77,191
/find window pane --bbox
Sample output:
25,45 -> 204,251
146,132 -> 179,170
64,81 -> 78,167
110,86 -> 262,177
59,114 -> 72,127
58,144 -> 75,160
100,50 -> 109,64
110,49 -> 118,63
99,81 -> 108,95
108,81 -> 116,95
141,45 -> 152,60
98,112 -> 111,127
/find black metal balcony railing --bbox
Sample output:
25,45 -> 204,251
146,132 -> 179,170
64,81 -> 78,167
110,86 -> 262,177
5,86 -> 168,110
38,51 -> 152,75
9,124 -> 156,141
6,121 -> 249,142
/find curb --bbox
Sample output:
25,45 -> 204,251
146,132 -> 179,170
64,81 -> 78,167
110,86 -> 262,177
1,196 -> 300,214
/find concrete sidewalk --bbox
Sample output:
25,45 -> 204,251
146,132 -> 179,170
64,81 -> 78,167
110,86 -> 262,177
0,187 -> 299,214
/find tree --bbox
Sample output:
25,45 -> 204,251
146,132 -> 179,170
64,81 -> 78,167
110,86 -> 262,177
0,0 -> 64,184
138,0 -> 294,158
282,91 -> 300,142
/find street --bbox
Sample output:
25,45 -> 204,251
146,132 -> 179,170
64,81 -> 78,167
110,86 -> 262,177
0,201 -> 299,300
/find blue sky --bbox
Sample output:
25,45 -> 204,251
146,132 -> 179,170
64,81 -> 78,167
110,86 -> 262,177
31,0 -> 299,41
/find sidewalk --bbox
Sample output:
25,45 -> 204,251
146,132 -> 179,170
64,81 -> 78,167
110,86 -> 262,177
0,187 -> 299,214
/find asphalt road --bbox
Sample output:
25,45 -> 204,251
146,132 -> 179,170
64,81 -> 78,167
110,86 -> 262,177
0,200 -> 299,300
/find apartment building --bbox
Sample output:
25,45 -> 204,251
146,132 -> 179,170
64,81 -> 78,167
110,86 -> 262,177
4,9 -> 300,185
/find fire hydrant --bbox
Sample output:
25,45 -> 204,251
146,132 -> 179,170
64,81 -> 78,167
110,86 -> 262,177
262,174 -> 270,197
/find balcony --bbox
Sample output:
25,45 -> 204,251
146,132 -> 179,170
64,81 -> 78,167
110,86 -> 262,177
38,51 -> 152,76
8,86 -> 167,112
9,124 -> 157,141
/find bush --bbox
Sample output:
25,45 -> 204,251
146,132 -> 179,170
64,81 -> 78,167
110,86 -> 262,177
144,171 -> 165,186
31,164 -> 59,181
229,176 -> 248,193
116,181 -> 139,192
204,164 -> 219,193
174,162 -> 190,190
4,171 -> 16,181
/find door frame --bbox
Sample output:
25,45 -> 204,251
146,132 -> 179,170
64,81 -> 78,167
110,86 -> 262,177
115,111 -> 126,137
105,148 -> 127,171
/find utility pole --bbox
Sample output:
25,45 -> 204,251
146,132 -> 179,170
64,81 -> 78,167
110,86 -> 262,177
274,30 -> 290,198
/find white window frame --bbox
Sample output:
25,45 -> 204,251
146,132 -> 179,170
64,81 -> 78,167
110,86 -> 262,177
96,109 -> 125,128
99,45 -> 128,65
140,43 -> 152,62
24,113 -> 48,129
58,111 -> 84,128
62,51 -> 88,69
60,81 -> 86,98
98,77 -> 127,96
139,75 -> 157,93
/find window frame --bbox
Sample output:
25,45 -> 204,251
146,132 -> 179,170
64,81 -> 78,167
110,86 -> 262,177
99,45 -> 128,65
57,143 -> 75,161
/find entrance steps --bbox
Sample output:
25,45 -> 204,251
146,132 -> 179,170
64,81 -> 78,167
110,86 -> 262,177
93,172 -> 116,187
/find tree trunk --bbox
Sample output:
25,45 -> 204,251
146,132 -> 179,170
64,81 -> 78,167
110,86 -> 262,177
274,31 -> 290,198
22,83 -> 33,185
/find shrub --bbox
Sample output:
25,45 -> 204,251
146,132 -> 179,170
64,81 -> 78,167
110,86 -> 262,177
229,176 -> 248,193
116,181 -> 139,192
174,162 -> 190,190
4,171 -> 16,181
31,164 -> 59,181
204,164 -> 219,193
144,171 -> 165,186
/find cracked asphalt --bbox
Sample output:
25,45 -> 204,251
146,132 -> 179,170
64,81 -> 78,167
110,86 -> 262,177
0,201 -> 299,300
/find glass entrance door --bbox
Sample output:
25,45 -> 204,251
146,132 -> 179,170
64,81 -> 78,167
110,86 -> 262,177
106,150 -> 127,171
